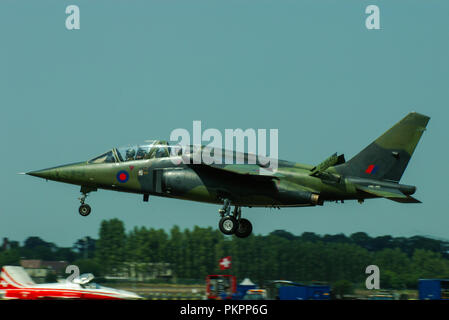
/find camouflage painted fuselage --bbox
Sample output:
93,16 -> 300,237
25,152 -> 415,208
27,112 -> 429,208
29,157 -> 328,207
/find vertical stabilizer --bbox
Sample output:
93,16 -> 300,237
0,266 -> 36,289
335,112 -> 430,182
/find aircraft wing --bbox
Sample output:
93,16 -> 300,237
189,163 -> 283,181
207,163 -> 282,177
182,147 -> 283,180
355,184 -> 421,203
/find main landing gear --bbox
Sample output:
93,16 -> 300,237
218,199 -> 253,238
78,186 -> 96,217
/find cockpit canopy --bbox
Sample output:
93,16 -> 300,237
88,140 -> 180,164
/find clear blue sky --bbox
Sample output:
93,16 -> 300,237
1,0 -> 448,247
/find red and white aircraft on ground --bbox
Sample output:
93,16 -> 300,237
0,266 -> 142,300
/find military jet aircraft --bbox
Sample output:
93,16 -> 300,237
27,112 -> 429,238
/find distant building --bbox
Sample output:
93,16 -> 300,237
107,262 -> 173,281
41,261 -> 69,274
20,259 -> 42,269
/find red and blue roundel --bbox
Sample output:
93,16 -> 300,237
365,164 -> 379,174
116,170 -> 129,183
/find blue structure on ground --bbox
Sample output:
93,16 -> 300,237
268,281 -> 330,300
233,278 -> 257,300
419,279 -> 449,300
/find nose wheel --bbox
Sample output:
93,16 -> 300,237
218,200 -> 252,238
79,203 -> 91,216
78,186 -> 96,217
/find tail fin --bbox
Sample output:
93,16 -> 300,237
335,112 -> 430,182
0,266 -> 35,289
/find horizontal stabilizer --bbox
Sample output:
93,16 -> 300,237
388,196 -> 421,203
356,184 -> 421,203
356,185 -> 407,198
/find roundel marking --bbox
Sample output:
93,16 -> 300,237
116,170 -> 129,183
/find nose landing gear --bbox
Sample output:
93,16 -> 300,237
78,186 -> 96,217
218,200 -> 253,238
78,192 -> 91,216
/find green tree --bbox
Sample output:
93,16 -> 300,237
21,236 -> 57,260
96,218 -> 126,275
332,280 -> 354,299
0,249 -> 20,266
73,236 -> 96,259
411,249 -> 449,279
374,248 -> 411,289
166,225 -> 185,278
72,258 -> 103,276
350,232 -> 372,250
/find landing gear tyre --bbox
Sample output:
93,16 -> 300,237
219,216 -> 238,235
79,204 -> 91,217
234,218 -> 253,238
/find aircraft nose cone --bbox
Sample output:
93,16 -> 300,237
27,168 -> 56,180
26,162 -> 87,183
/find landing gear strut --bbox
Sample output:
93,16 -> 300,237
78,186 -> 96,217
218,200 -> 253,238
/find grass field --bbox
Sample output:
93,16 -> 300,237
106,282 -> 206,300
106,282 -> 420,300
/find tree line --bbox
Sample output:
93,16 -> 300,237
1,218 -> 449,289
